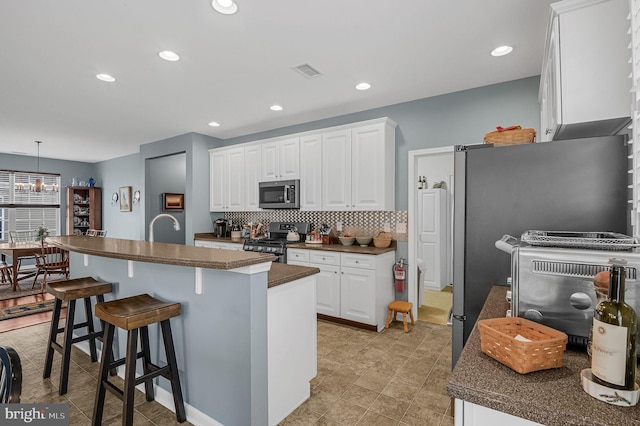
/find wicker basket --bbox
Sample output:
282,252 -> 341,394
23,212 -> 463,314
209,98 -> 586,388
478,317 -> 568,374
373,231 -> 392,248
483,128 -> 536,145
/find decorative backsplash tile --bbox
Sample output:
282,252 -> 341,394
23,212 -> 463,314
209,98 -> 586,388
221,210 -> 408,241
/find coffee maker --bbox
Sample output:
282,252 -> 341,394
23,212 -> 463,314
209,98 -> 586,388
214,218 -> 227,238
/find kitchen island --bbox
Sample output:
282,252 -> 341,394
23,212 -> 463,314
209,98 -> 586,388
48,236 -> 320,426
448,286 -> 640,426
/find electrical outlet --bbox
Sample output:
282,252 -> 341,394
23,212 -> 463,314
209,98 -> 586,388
336,221 -> 343,232
397,222 -> 407,234
383,222 -> 391,233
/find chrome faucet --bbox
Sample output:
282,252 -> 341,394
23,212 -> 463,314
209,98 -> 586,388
149,213 -> 181,242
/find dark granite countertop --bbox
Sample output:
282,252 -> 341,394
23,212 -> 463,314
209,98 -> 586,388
287,241 -> 396,255
447,285 -> 640,425
268,262 -> 320,288
194,233 -> 397,255
193,233 -> 245,244
49,236 -> 275,270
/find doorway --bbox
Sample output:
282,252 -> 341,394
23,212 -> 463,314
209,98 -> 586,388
408,146 -> 454,323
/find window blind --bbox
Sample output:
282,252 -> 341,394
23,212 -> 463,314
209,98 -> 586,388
0,170 -> 61,242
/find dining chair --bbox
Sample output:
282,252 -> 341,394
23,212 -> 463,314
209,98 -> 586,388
0,346 -> 22,403
32,246 -> 70,293
8,230 -> 37,281
0,262 -> 13,286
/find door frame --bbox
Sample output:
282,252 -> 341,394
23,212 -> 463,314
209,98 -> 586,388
407,146 -> 454,319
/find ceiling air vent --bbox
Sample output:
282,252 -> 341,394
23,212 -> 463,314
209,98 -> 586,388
293,63 -> 323,79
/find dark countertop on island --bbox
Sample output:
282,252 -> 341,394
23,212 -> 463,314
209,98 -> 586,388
50,236 -> 320,289
49,236 -> 275,269
268,262 -> 320,288
447,285 -> 640,425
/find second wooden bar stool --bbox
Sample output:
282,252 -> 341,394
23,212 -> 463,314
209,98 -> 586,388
44,276 -> 113,395
93,293 -> 186,426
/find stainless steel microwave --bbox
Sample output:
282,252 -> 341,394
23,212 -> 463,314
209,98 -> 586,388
258,179 -> 300,209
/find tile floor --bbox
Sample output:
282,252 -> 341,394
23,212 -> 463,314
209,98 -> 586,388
0,317 -> 453,426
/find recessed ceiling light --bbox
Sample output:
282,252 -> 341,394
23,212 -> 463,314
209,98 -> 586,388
211,0 -> 238,15
491,45 -> 513,57
96,73 -> 116,82
208,121 -> 221,127
355,82 -> 371,91
270,105 -> 283,111
158,51 -> 180,62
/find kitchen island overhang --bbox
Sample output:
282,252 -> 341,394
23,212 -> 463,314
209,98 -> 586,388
47,236 -> 319,426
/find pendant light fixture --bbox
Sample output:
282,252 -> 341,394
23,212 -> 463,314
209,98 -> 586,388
34,140 -> 42,192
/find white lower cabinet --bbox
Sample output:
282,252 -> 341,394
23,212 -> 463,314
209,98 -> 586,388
340,266 -> 376,324
315,264 -> 341,317
287,248 -> 395,331
454,400 -> 542,426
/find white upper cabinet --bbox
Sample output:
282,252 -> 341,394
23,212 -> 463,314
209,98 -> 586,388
351,123 -> 395,210
209,146 -> 245,212
209,150 -> 226,212
210,117 -> 396,212
322,130 -> 352,210
299,134 -> 322,210
539,0 -> 631,141
261,137 -> 300,181
244,144 -> 262,211
322,119 -> 396,211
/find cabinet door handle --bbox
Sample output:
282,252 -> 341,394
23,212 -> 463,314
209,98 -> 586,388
355,260 -> 359,263
545,128 -> 553,135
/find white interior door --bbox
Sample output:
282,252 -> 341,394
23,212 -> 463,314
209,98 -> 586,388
418,189 -> 446,293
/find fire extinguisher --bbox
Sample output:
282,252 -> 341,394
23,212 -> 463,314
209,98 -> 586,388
393,258 -> 407,292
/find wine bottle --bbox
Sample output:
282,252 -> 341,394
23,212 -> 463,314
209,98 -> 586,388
591,260 -> 638,390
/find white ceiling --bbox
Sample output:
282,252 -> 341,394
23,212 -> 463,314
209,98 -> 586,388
0,0 -> 555,163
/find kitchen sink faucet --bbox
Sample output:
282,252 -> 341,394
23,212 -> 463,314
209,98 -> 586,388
149,213 -> 181,242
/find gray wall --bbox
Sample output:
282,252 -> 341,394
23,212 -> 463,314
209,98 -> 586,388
147,152 -> 186,244
94,153 -> 141,239
139,133 -> 223,244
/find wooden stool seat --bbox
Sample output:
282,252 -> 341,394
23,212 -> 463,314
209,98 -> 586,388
44,277 -> 113,396
94,293 -> 181,330
385,300 -> 415,333
46,276 -> 112,301
93,293 -> 186,426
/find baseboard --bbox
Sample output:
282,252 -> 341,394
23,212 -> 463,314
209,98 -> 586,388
74,339 -> 224,426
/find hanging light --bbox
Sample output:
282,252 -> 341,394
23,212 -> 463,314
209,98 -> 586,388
34,141 -> 42,192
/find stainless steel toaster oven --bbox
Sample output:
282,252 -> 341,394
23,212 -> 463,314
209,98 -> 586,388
496,235 -> 640,352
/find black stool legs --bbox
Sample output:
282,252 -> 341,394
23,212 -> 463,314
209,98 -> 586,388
93,320 -> 186,426
44,295 -> 107,395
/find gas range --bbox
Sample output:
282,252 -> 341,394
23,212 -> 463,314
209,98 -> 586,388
242,222 -> 310,263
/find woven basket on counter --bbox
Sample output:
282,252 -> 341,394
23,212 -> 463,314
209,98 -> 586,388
478,317 -> 568,374
483,127 -> 536,145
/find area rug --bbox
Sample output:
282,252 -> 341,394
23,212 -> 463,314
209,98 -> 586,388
0,279 -> 44,301
418,286 -> 452,325
0,299 -> 59,321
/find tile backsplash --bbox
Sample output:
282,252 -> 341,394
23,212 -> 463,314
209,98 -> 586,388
221,210 -> 408,241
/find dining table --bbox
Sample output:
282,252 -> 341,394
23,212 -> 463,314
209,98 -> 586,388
0,242 -> 42,291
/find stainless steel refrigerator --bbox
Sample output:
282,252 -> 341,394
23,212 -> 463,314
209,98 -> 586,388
451,136 -> 629,367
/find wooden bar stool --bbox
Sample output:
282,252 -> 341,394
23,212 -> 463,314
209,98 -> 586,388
385,300 -> 415,333
92,294 -> 186,426
44,277 -> 113,395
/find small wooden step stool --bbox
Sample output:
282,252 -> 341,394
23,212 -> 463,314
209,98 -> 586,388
385,300 -> 415,333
